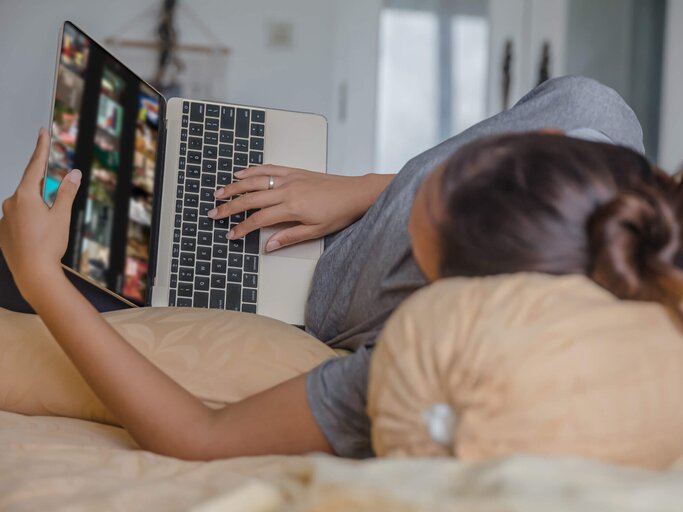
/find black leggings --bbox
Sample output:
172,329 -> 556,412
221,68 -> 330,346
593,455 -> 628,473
0,251 -> 132,314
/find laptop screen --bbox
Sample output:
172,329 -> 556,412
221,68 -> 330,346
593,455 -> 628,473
45,21 -> 163,306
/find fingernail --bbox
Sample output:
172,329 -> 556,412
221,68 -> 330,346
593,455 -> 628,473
213,188 -> 223,198
266,240 -> 281,252
208,208 -> 217,218
227,229 -> 235,240
234,170 -> 244,178
68,169 -> 82,184
38,127 -> 45,140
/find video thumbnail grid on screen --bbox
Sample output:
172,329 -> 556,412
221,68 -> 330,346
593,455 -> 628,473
46,23 -> 161,305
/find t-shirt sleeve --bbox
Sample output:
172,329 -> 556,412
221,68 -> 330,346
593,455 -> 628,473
305,345 -> 374,459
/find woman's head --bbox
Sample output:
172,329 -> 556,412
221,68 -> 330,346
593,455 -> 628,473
409,132 -> 683,306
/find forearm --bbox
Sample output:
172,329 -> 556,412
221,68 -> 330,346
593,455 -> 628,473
25,270 -> 215,459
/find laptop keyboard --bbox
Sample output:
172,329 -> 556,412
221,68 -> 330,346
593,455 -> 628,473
168,101 -> 265,312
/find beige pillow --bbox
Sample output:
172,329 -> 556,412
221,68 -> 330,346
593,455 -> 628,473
0,307 -> 336,426
368,273 -> 683,469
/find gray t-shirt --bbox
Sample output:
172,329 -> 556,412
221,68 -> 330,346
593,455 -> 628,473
303,76 -> 644,458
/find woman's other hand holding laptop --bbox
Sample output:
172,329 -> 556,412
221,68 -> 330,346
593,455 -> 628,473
210,165 -> 394,252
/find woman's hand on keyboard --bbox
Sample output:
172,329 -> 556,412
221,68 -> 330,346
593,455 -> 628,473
211,165 -> 394,251
0,128 -> 81,298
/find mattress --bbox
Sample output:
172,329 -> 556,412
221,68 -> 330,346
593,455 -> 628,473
2,410 -> 683,512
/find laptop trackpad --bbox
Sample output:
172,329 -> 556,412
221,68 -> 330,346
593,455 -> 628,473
258,254 -> 318,325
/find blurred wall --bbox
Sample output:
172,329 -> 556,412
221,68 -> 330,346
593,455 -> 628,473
659,0 -> 683,173
0,0 -> 340,198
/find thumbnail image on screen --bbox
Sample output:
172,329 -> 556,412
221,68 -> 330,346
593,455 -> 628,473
45,22 -> 163,305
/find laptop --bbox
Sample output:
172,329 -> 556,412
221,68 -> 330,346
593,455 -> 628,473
43,21 -> 327,325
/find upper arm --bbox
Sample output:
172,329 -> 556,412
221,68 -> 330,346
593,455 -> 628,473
198,373 -> 333,459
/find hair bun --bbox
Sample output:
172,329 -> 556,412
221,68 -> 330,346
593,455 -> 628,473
588,185 -> 680,301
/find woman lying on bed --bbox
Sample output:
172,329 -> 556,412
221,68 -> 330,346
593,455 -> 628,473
2,76 -> 680,463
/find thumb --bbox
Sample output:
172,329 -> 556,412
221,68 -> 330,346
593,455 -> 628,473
266,224 -> 319,252
52,169 -> 82,215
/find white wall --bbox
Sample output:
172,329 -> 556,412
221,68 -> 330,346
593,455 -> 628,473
0,0 -> 347,199
659,0 -> 683,172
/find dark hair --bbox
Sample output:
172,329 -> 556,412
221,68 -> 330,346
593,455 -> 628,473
435,132 -> 683,311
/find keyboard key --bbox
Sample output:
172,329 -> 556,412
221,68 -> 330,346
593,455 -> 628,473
197,246 -> 212,261
198,231 -> 212,246
242,288 -> 257,304
203,146 -> 217,159
190,102 -> 204,122
172,244 -> 180,258
220,106 -> 235,129
244,273 -> 258,288
206,103 -> 220,117
218,158 -> 231,171
228,268 -> 242,283
242,303 -> 257,314
195,276 -> 210,291
177,298 -> 192,307
229,239 -> 244,252
176,186 -> 183,199
252,110 -> 265,123
202,160 -> 217,173
200,188 -> 214,201
228,253 -> 243,267
177,171 -> 185,184
179,267 -> 194,282
214,228 -> 228,240
215,217 -> 230,229
173,229 -> 181,243
186,165 -> 200,179
183,208 -> 198,222
212,259 -> 227,273
180,142 -> 187,155
234,153 -> 248,167
211,274 -> 226,289
193,291 -> 209,308
182,101 -> 190,114
196,260 -> 210,275
169,288 -> 177,307
201,174 -> 216,188
181,238 -> 196,252
189,137 -> 202,150
180,252 -> 195,266
182,223 -> 197,237
171,274 -> 178,288
251,124 -> 265,137
226,283 -> 241,311
178,283 -> 193,297
213,244 -> 228,259
204,131 -> 218,145
210,289 -> 225,309
174,214 -> 182,228
206,118 -> 219,131
185,179 -> 199,193
199,202 -> 214,216
250,137 -> 264,150
178,156 -> 186,169
187,151 -> 201,163
249,152 -> 263,165
189,123 -> 203,136
219,144 -> 233,158
181,114 -> 189,127
181,129 -> 188,142
184,194 -> 199,208
220,130 -> 234,143
245,230 -> 260,254
171,258 -> 179,273
217,172 -> 231,186
236,108 -> 250,138
199,217 -> 214,231
244,255 -> 258,273
175,199 -> 182,214
231,211 -> 245,222
235,139 -> 249,152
